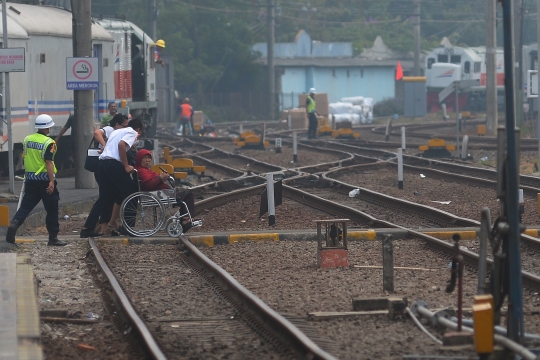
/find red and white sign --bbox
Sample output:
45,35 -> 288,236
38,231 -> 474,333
0,48 -> 25,72
66,57 -> 99,90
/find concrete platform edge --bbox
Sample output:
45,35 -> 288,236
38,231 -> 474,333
13,227 -> 540,246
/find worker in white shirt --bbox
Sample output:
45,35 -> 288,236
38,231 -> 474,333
80,119 -> 142,238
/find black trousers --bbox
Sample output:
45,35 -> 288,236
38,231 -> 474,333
13,180 -> 59,237
308,112 -> 318,139
84,159 -> 136,230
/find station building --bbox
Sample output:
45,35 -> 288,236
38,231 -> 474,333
253,30 -> 422,109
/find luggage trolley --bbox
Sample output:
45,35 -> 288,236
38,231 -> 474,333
119,169 -> 202,237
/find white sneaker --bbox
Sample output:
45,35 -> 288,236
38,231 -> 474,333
176,132 -> 182,136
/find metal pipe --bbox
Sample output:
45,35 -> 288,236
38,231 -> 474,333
478,208 -> 491,295
457,256 -> 463,331
405,307 -> 442,345
416,305 -> 537,360
451,318 -> 540,341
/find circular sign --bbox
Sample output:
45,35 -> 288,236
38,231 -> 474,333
72,60 -> 93,80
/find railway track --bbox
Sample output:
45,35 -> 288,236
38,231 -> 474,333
188,170 -> 540,292
324,140 -> 540,189
88,237 -> 336,359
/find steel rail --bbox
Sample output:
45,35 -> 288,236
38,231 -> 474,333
177,152 -> 246,178
400,154 -> 540,189
195,182 -> 267,214
386,160 -> 540,198
178,236 -> 338,360
319,166 -> 478,227
88,238 -> 167,360
216,148 -> 285,172
326,140 -> 540,189
323,158 -> 540,252
320,141 -> 398,159
281,182 -> 540,290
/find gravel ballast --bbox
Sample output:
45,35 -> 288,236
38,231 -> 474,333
201,239 -> 540,359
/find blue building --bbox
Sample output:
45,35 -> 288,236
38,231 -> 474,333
253,31 -> 417,109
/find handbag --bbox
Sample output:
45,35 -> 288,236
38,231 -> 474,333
84,137 -> 100,172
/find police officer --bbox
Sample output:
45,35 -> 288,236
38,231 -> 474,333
5,114 -> 67,246
306,88 -> 318,139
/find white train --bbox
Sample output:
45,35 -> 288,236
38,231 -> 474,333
424,46 -> 505,111
0,3 -> 158,175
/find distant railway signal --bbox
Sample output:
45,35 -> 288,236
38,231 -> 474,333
527,70 -> 538,98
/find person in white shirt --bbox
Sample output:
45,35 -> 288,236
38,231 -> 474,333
80,119 -> 142,238
91,113 -> 129,235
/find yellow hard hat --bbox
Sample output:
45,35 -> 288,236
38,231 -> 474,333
156,39 -> 165,48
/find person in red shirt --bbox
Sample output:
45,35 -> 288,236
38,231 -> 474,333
175,98 -> 194,136
134,149 -> 196,233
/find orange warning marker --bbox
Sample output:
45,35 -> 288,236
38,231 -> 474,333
396,61 -> 403,81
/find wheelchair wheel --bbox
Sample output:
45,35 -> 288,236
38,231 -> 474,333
120,192 -> 165,237
166,220 -> 183,238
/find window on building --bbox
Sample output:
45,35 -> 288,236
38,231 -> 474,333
474,62 -> 481,73
360,69 -> 364,78
450,55 -> 461,64
427,58 -> 436,69
464,61 -> 470,74
437,54 -> 448,63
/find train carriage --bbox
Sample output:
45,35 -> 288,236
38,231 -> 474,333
425,46 -> 505,112
0,3 -> 158,175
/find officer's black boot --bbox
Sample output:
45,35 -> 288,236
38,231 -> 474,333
6,219 -> 20,244
47,235 -> 67,246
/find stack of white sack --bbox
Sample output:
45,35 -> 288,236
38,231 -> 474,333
333,113 -> 361,123
341,96 -> 364,105
329,102 -> 354,115
329,96 -> 375,125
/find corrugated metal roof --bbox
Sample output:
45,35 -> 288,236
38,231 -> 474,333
257,57 -> 415,69
253,29 -> 353,58
96,18 -> 155,45
1,4 -> 112,41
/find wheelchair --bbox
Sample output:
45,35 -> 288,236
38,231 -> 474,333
119,170 -> 202,237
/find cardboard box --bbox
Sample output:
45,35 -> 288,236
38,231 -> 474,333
299,93 -> 329,116
192,111 -> 203,126
286,108 -> 307,129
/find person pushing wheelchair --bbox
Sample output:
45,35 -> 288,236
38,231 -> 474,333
134,149 -> 198,234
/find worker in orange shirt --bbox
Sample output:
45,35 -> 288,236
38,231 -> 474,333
175,98 -> 194,136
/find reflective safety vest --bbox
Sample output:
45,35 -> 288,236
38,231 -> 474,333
307,96 -> 316,113
180,104 -> 192,118
23,132 -> 57,180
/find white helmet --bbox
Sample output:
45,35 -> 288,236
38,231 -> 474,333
309,88 -> 316,94
35,114 -> 55,129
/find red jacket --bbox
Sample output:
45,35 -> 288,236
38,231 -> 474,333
134,149 -> 169,191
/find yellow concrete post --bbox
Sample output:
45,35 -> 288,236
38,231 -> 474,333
0,205 -> 9,226
473,302 -> 494,354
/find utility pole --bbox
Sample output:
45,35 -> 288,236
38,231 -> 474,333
149,0 -> 157,41
72,0 -> 95,188
413,0 -> 421,76
486,0 -> 498,135
501,0 -> 524,341
514,0 -> 523,127
537,0 -> 540,163
267,0 -> 275,120
2,0 -> 13,194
